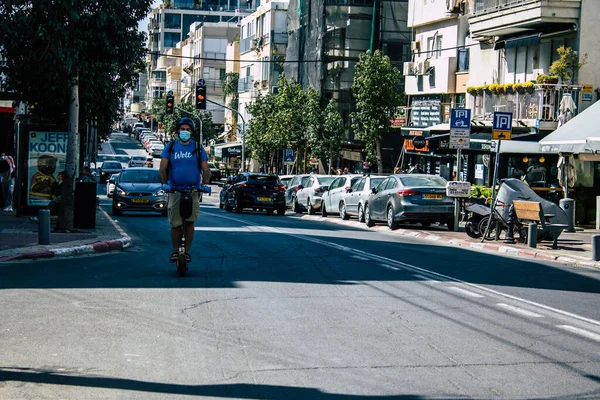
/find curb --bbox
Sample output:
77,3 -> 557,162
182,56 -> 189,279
0,209 -> 132,262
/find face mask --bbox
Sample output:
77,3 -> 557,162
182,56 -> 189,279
179,131 -> 191,141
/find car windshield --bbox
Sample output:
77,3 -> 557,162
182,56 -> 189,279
248,175 -> 279,183
317,177 -> 336,186
102,162 -> 121,169
119,170 -> 161,183
131,156 -> 145,161
399,175 -> 447,187
370,177 -> 385,188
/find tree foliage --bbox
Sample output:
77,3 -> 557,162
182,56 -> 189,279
221,72 -> 239,140
246,91 -> 277,163
0,0 -> 151,140
549,46 -> 587,84
159,102 -> 217,145
310,99 -> 344,172
351,50 -> 403,172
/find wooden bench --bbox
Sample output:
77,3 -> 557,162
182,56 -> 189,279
512,200 -> 568,249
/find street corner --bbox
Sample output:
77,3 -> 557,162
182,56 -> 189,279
0,249 -> 55,262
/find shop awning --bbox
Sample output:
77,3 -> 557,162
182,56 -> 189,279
212,142 -> 244,158
539,100 -> 600,154
494,33 -> 541,50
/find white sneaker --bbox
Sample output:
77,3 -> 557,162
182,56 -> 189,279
5,207 -> 13,212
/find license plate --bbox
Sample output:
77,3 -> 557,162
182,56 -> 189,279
132,198 -> 149,203
423,193 -> 442,199
258,197 -> 272,202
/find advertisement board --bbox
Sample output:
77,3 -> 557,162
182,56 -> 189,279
27,131 -> 68,206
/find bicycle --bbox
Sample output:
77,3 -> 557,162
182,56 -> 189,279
165,184 -> 211,276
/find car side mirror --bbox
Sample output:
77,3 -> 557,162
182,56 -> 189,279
346,188 -> 353,193
297,184 -> 304,190
372,187 -> 378,194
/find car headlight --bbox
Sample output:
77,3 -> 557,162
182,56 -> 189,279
117,188 -> 127,196
154,189 -> 165,196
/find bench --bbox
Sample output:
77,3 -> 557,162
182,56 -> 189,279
512,200 -> 568,249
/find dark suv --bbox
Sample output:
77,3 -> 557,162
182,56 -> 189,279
224,173 -> 286,215
208,162 -> 222,183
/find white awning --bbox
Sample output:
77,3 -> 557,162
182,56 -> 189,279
540,100 -> 600,154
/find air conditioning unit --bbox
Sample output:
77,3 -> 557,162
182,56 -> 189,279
411,41 -> 421,52
403,62 -> 415,76
415,61 -> 424,75
446,0 -> 461,12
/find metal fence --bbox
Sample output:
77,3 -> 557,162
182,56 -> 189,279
473,0 -> 536,14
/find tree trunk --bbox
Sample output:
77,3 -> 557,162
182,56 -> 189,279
376,138 -> 383,173
59,67 -> 79,231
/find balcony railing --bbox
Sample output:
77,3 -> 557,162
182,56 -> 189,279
468,84 -> 582,129
240,36 -> 255,54
473,0 -> 533,14
238,76 -> 254,93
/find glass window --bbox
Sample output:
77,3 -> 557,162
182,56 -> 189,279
317,177 -> 336,186
376,178 -> 390,191
353,178 -> 365,191
384,178 -> 398,191
457,48 -> 469,72
370,177 -> 384,189
163,32 -> 181,48
399,175 -> 447,186
164,13 -> 181,29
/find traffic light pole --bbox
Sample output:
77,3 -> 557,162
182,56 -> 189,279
206,98 -> 246,173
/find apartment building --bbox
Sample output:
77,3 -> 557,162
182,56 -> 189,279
145,1 -> 254,103
237,0 -> 289,127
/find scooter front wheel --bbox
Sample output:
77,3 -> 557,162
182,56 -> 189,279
464,220 -> 482,238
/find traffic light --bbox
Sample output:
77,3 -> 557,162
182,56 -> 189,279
195,84 -> 206,110
165,94 -> 174,115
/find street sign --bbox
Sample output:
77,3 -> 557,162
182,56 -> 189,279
492,130 -> 512,140
492,111 -> 512,140
198,79 -> 205,86
283,147 -> 294,165
449,128 -> 470,149
446,181 -> 472,198
450,108 -> 471,129
412,136 -> 427,149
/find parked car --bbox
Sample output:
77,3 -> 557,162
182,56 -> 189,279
128,155 -> 147,167
224,172 -> 286,215
149,143 -> 164,158
279,175 -> 294,188
111,168 -> 167,216
284,174 -> 312,211
295,175 -> 337,215
106,173 -> 119,198
364,174 -> 454,230
208,162 -> 222,183
342,175 -> 386,222
98,160 -> 124,183
219,175 -> 235,209
320,174 -> 362,217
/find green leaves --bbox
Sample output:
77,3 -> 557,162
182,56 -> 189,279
0,0 -> 152,136
351,50 -> 404,170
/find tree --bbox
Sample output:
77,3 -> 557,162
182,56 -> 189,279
351,50 -> 403,172
221,72 -> 239,142
310,99 -> 344,173
246,91 -> 278,165
0,0 -> 151,231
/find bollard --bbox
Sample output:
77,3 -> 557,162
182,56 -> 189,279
559,198 -> 575,232
38,209 -> 51,245
504,204 -> 516,244
596,196 -> 600,230
527,223 -> 537,248
592,235 -> 600,262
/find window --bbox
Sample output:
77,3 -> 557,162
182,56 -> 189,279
457,48 -> 469,72
427,37 -> 434,59
370,177 -> 385,189
164,13 -> 181,29
436,35 -> 443,58
163,32 -> 181,48
353,178 -> 365,192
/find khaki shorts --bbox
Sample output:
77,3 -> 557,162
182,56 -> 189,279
167,192 -> 200,228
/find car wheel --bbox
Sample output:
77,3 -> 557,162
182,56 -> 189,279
225,198 -> 233,212
387,206 -> 399,230
307,199 -> 315,215
421,222 -> 432,227
447,218 -> 456,232
234,197 -> 243,213
277,205 -> 286,216
321,202 -> 327,217
112,202 -> 122,216
358,204 -> 365,223
365,204 -> 374,227
340,202 -> 349,220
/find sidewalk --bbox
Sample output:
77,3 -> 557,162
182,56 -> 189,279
0,207 -> 131,262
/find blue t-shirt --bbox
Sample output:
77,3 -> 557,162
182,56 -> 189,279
160,139 -> 208,189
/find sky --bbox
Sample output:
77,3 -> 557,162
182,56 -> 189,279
138,0 -> 162,34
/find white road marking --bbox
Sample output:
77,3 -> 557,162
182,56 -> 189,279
496,303 -> 543,318
447,286 -> 485,298
558,325 -> 600,343
211,212 -> 600,329
380,264 -> 401,271
412,274 -> 441,282
352,255 -> 370,261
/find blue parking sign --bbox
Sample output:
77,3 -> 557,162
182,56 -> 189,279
450,108 -> 471,129
284,147 -> 295,165
493,112 -> 512,131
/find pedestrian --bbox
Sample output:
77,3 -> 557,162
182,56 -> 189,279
78,166 -> 96,183
343,167 -> 349,175
0,152 -> 16,212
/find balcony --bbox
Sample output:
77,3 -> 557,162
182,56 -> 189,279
404,57 -> 457,95
238,76 -> 254,93
271,32 -> 288,45
469,0 -> 581,39
468,84 -> 582,131
240,36 -> 255,54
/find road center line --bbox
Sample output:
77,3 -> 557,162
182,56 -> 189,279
211,212 -> 600,328
447,286 -> 485,298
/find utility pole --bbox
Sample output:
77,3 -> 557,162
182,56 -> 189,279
61,66 -> 80,231
206,98 -> 246,172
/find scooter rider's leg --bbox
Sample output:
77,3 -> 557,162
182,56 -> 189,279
171,226 -> 183,254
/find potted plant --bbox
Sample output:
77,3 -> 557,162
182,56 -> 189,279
488,83 -> 500,95
514,83 -> 524,94
467,86 -> 478,96
523,81 -> 535,94
549,46 -> 587,85
504,83 -> 515,94
476,86 -> 485,96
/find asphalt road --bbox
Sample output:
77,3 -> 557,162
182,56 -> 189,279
1,134 -> 599,399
